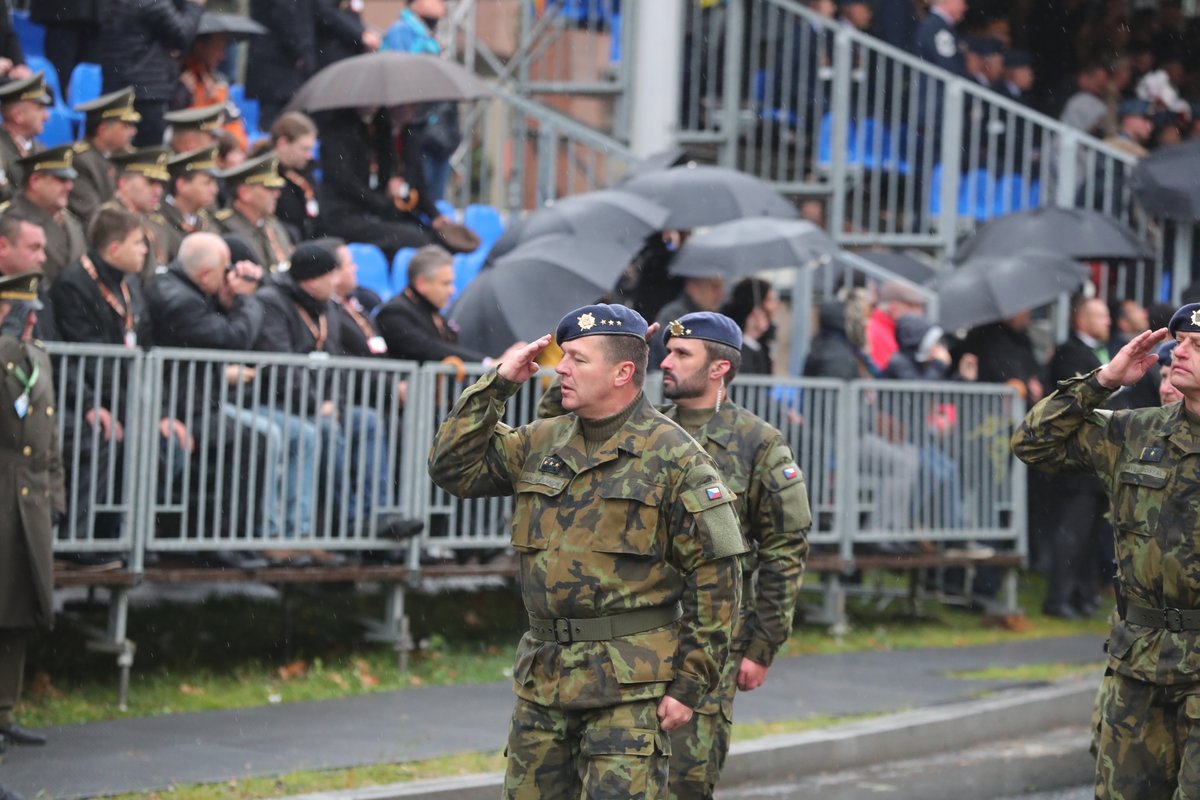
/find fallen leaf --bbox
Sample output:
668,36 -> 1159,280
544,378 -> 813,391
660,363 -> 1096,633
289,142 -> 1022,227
29,671 -> 64,699
328,672 -> 347,688
278,660 -> 308,681
408,675 -> 424,687
179,683 -> 205,696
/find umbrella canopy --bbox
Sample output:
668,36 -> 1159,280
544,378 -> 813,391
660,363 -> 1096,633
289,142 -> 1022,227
931,250 -> 1091,331
616,146 -> 692,184
833,250 -> 937,285
953,207 -> 1151,262
518,190 -> 670,249
669,218 -> 837,279
449,234 -> 641,352
287,52 -> 491,113
197,12 -> 268,38
1130,139 -> 1200,221
621,164 -> 799,229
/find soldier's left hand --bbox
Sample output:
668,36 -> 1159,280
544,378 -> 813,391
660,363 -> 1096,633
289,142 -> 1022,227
737,658 -> 769,691
657,695 -> 693,730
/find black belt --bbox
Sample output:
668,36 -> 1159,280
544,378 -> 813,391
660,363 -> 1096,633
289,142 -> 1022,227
529,604 -> 682,644
1123,601 -> 1200,632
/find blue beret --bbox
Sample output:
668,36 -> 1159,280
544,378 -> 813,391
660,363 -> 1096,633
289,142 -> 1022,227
1004,50 -> 1032,68
1168,303 -> 1200,337
1118,99 -> 1150,119
1158,341 -> 1178,366
663,311 -> 743,350
555,303 -> 647,345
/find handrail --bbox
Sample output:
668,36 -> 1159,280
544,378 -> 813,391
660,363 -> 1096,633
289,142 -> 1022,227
496,88 -> 638,160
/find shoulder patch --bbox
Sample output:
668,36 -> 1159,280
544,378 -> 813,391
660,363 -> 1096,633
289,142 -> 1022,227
72,141 -> 91,154
935,29 -> 956,58
682,481 -> 746,560
765,462 -> 805,493
214,209 -> 234,221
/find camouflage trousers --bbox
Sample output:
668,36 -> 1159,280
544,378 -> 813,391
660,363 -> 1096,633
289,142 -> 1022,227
1094,669 -> 1200,799
667,652 -> 739,800
503,696 -> 671,800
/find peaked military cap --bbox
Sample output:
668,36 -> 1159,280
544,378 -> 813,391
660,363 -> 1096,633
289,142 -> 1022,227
555,303 -> 647,345
18,145 -> 77,180
111,146 -> 171,182
1118,99 -> 1151,119
219,152 -> 286,189
0,71 -> 52,106
1004,50 -> 1032,69
1168,302 -> 1200,337
965,37 -> 1003,57
0,270 -> 43,302
663,311 -> 743,350
167,146 -> 220,178
75,86 -> 141,124
164,104 -> 227,132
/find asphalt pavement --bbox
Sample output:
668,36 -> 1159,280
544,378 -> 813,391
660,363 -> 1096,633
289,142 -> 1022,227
0,635 -> 1104,799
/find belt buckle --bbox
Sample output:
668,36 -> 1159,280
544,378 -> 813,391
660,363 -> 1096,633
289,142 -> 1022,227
553,618 -> 573,645
1163,607 -> 1185,633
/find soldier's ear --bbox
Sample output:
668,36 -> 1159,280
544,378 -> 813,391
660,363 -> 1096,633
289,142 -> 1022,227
613,359 -> 636,388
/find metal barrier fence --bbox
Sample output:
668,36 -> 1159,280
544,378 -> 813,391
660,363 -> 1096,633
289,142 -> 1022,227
47,346 -> 1026,575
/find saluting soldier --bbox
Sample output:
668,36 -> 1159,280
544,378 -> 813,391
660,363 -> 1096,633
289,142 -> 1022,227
1012,309 -> 1200,799
0,72 -> 53,204
163,103 -> 226,156
68,87 -> 141,224
103,147 -> 172,281
0,270 -> 63,752
0,146 -> 86,285
213,152 -> 294,273
428,304 -> 745,800
153,146 -> 219,263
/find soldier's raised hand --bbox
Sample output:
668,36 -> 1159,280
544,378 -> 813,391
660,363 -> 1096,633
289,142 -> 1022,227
1097,328 -> 1169,389
497,335 -> 552,384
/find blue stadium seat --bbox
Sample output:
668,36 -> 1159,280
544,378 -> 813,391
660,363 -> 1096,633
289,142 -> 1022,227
28,55 -> 83,142
13,11 -> 44,60
348,243 -> 392,303
463,203 -> 505,252
929,166 -> 995,220
435,199 -> 457,221
38,108 -> 76,147
391,248 -> 417,295
67,62 -> 103,109
993,174 -> 1041,217
817,113 -> 857,168
453,251 -> 487,299
609,13 -> 621,63
27,55 -> 64,105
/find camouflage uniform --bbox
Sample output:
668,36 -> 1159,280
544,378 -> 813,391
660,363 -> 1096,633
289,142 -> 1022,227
664,403 -> 811,800
1012,368 -> 1200,800
428,370 -> 746,800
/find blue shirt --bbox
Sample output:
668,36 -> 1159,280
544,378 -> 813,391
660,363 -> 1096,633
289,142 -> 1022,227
382,8 -> 441,54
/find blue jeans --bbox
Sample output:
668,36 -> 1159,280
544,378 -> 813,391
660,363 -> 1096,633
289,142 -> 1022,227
421,153 -> 451,203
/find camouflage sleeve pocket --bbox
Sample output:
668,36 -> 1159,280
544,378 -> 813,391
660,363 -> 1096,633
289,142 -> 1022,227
681,483 -> 747,561
764,462 -> 812,532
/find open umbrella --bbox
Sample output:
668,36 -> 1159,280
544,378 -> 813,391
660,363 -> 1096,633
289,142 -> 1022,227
1130,139 -> 1200,221
621,164 -> 799,229
287,52 -> 491,113
953,207 -> 1151,262
830,250 -> 937,285
449,234 -> 642,352
669,218 -> 837,279
616,146 -> 692,184
517,190 -> 669,249
197,12 -> 268,38
930,250 -> 1091,331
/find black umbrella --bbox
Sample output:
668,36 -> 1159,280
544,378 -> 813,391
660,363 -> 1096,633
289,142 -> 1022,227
518,190 -> 669,249
669,218 -> 837,279
930,250 -> 1091,331
198,12 -> 268,38
616,146 -> 692,184
449,234 -> 642,352
831,250 -> 937,285
621,164 -> 799,229
287,52 -> 491,113
1130,139 -> 1200,221
953,207 -> 1151,262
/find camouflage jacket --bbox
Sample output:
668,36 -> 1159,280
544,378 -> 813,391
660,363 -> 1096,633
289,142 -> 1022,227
1012,369 -> 1200,686
428,370 -> 746,711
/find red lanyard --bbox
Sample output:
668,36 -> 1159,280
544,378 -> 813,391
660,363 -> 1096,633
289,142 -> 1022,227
294,303 -> 327,351
80,254 -> 134,334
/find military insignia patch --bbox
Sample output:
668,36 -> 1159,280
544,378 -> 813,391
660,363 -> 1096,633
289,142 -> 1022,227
577,312 -> 596,331
668,320 -> 687,337
1139,446 -> 1165,463
706,486 -> 723,500
782,466 -> 798,480
1192,309 -> 1200,327
539,456 -> 564,474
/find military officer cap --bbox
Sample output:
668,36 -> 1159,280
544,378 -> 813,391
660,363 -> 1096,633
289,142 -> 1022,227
164,104 -> 227,132
966,37 -> 1002,57
663,311 -> 743,350
167,146 -> 220,179
1118,99 -> 1151,119
75,86 -> 141,124
111,146 -> 171,182
1004,50 -> 1032,69
555,303 -> 647,345
18,145 -> 78,181
219,152 -> 286,189
0,71 -> 52,106
1168,302 -> 1200,337
0,270 -> 43,304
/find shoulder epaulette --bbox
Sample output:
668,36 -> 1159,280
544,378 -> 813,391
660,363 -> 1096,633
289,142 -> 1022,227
214,209 -> 234,221
0,201 -> 13,214
148,212 -> 166,224
72,141 -> 91,155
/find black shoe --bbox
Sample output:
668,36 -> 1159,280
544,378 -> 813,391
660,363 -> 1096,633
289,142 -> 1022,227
1042,603 -> 1080,620
375,515 -> 424,541
0,724 -> 46,746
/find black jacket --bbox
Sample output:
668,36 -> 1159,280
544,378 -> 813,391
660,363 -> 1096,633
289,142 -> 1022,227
958,321 -> 1042,404
252,275 -> 340,414
144,265 -> 264,351
277,165 -> 319,244
315,0 -> 367,69
31,0 -> 98,23
246,0 -> 318,104
375,288 -> 485,364
803,301 -> 868,381
98,0 -> 204,102
0,0 -> 24,65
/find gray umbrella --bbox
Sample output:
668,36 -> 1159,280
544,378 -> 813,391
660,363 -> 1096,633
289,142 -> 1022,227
930,250 -> 1091,331
518,190 -> 670,249
621,164 -> 799,229
287,52 -> 491,113
669,218 -> 837,279
953,207 -> 1151,262
1130,139 -> 1200,221
449,234 -> 642,351
197,12 -> 268,38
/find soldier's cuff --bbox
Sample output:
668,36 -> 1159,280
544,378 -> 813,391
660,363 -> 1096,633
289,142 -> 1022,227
1083,369 -> 1118,398
742,637 -> 776,668
484,369 -> 522,400
666,673 -> 707,710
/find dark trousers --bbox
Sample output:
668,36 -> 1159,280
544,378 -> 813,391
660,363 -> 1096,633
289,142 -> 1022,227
132,100 -> 167,147
322,213 -> 437,262
1045,479 -> 1107,611
40,22 -> 99,91
0,630 -> 26,727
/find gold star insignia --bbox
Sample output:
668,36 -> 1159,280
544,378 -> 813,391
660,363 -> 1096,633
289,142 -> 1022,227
668,320 -> 686,337
578,312 -> 596,331
1191,309 -> 1200,327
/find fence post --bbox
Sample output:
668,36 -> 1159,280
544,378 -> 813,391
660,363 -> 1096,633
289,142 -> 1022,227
629,0 -> 683,156
827,27 -> 853,241
537,120 -> 557,206
131,349 -> 155,575
938,82 -> 964,259
1054,129 -> 1078,208
1173,223 -> 1194,305
719,0 -> 744,168
836,381 -> 856,565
